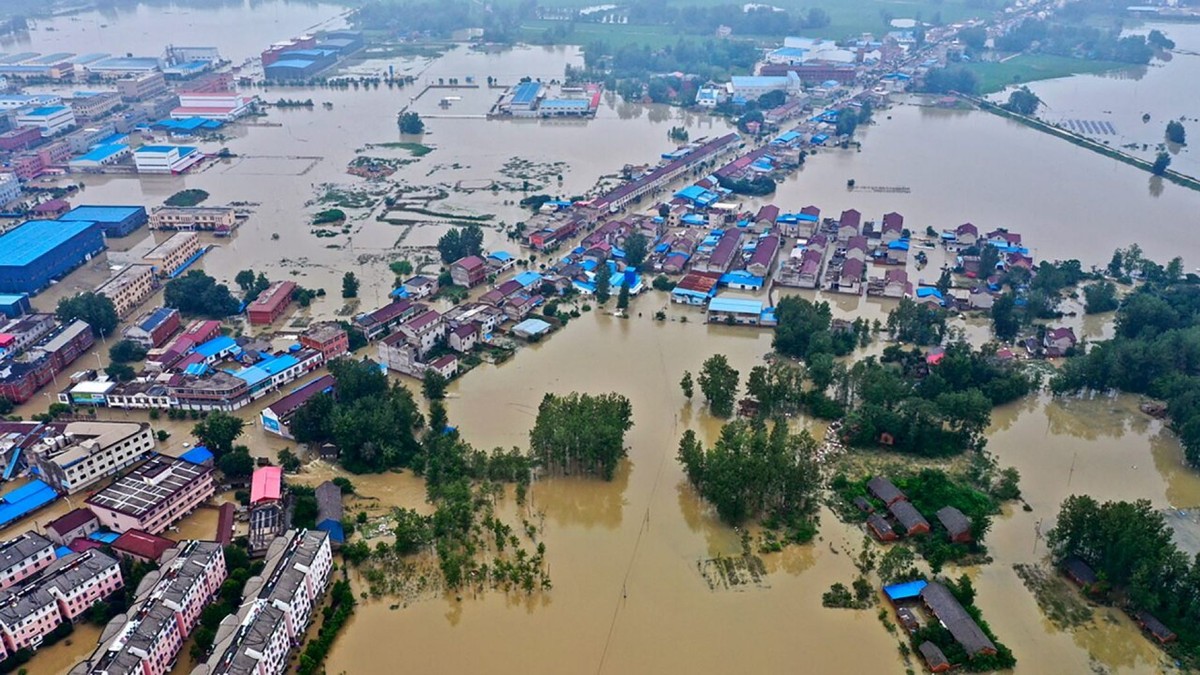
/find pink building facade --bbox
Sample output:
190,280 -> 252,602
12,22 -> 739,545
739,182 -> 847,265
0,549 -> 122,653
0,532 -> 55,592
77,541 -> 226,675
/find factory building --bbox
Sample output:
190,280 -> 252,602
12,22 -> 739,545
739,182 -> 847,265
0,220 -> 105,294
134,145 -> 203,174
15,105 -> 76,137
59,205 -> 148,238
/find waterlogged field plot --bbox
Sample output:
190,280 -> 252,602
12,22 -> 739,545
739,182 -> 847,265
699,553 -> 770,591
220,155 -> 322,176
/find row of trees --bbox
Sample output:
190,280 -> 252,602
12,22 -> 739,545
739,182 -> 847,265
436,223 -> 485,264
290,358 -> 424,473
166,270 -> 241,318
677,418 -> 820,541
528,392 -> 633,480
995,18 -> 1155,65
840,343 -> 1036,456
1051,267 -> 1200,463
56,292 -> 118,338
1048,495 -> 1200,667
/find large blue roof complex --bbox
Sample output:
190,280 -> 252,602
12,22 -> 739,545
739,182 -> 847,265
60,205 -> 143,223
0,479 -> 58,528
0,220 -> 99,267
511,82 -> 542,106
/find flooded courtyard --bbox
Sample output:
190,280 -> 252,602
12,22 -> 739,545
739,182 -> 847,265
5,2 -> 1200,673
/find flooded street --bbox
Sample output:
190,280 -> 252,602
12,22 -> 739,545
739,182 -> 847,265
4,2 -> 1199,673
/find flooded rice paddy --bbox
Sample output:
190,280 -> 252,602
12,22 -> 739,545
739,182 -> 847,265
8,3 -> 1200,673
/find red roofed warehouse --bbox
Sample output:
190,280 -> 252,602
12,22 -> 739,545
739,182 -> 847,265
247,280 -> 297,326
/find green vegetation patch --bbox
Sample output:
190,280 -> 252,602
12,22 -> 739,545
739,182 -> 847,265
313,208 -> 347,225
966,54 -> 1128,95
164,188 -> 209,207
370,141 -> 434,157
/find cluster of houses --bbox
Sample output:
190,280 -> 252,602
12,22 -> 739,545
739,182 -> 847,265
56,318 -> 346,412
1061,555 -> 1179,647
859,477 -> 974,545
883,578 -> 999,672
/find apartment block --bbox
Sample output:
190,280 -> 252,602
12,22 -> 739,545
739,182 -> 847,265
76,541 -> 226,675
31,421 -> 155,494
199,530 -> 331,675
0,532 -> 55,592
0,549 -> 122,653
143,232 -> 200,278
96,264 -> 157,319
85,456 -> 215,534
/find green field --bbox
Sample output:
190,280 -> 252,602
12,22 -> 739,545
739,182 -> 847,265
965,54 -> 1129,94
520,0 -> 989,46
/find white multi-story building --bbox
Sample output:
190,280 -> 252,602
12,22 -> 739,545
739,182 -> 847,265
31,421 -> 156,494
143,231 -> 201,277
148,206 -> 237,232
133,145 -> 203,174
0,173 -> 21,206
0,533 -> 55,592
96,264 -> 157,319
395,307 -> 445,358
76,541 -> 227,675
15,105 -> 77,137
199,530 -> 331,675
86,456 -> 216,534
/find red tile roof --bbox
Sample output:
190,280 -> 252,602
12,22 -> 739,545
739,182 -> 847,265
47,507 -> 97,536
112,529 -> 175,562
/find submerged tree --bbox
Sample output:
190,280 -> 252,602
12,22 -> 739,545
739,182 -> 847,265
698,354 -> 739,418
677,419 -> 820,540
529,392 -> 633,480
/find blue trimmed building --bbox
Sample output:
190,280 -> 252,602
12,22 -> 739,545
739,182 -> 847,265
0,220 -> 105,294
58,205 -> 148,237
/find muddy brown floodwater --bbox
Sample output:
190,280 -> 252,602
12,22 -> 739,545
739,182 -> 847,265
7,4 -> 1200,673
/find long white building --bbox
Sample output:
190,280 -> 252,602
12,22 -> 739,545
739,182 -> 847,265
30,421 -> 155,494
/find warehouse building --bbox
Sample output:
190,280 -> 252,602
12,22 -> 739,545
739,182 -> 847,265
247,281 -> 296,326
59,205 -> 148,237
0,220 -> 105,294
134,145 -> 203,174
15,105 -> 76,137
68,143 -> 131,171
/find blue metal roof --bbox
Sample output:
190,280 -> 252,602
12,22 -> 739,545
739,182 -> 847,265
138,307 -> 176,331
88,531 -> 120,543
0,480 -> 58,527
317,519 -> 345,543
72,144 -> 129,163
180,446 -> 214,465
513,318 -> 552,335
888,240 -> 910,251
23,105 -> 69,117
269,59 -> 321,69
514,271 -> 542,288
511,82 -> 542,105
540,98 -> 590,110
194,335 -> 238,358
720,271 -> 764,288
0,220 -> 100,267
61,205 -> 143,223
883,579 -> 927,601
708,296 -> 764,314
488,251 -> 513,262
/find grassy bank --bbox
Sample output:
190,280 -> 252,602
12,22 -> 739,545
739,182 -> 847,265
519,0 -> 983,41
965,54 -> 1128,94
973,97 -> 1200,192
